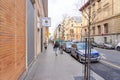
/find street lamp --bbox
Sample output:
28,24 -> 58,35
80,24 -> 83,41
58,24 -> 64,54
58,24 -> 61,42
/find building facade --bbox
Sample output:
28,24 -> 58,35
80,0 -> 120,45
59,17 -> 82,41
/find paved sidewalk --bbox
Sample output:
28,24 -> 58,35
20,44 -> 104,80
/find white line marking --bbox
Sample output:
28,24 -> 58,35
101,60 -> 120,70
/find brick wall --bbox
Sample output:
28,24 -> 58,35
0,0 -> 26,80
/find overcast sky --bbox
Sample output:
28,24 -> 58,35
48,0 -> 86,36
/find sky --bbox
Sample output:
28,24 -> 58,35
48,0 -> 86,36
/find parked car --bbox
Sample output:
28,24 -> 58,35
104,43 -> 115,49
97,42 -> 115,49
115,42 -> 120,51
91,42 -> 98,47
71,42 -> 100,63
63,41 -> 72,53
97,42 -> 105,48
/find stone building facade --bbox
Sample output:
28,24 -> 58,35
58,17 -> 82,41
80,0 -> 120,45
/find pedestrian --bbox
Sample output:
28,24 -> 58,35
60,44 -> 63,54
44,41 -> 47,50
53,41 -> 60,56
52,40 -> 54,46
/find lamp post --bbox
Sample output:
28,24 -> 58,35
58,24 -> 61,43
58,24 -> 64,54
80,24 -> 83,41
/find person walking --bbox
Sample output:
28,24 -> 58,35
60,44 -> 63,54
44,41 -> 47,50
53,41 -> 60,56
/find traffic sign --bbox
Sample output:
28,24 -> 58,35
42,17 -> 51,27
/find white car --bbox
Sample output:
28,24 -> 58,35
115,42 -> 120,51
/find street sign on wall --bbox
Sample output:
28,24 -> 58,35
42,17 -> 51,27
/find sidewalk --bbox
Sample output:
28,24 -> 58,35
19,44 -> 104,80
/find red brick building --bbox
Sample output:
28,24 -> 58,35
0,0 -> 48,80
0,0 -> 26,80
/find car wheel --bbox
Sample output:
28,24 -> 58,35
117,46 -> 120,51
76,55 -> 79,60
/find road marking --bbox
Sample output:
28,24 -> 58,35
101,60 -> 120,70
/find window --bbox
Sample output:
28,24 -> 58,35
104,23 -> 108,33
92,27 -> 95,35
98,25 -> 101,34
71,24 -> 73,27
70,29 -> 74,37
70,29 -> 74,33
85,29 -> 87,32
84,29 -> 87,35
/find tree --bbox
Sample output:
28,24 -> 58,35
79,0 -> 98,80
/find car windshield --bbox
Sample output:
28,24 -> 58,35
66,42 -> 72,46
77,43 -> 87,50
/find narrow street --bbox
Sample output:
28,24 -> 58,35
62,47 -> 120,80
91,62 -> 120,80
95,48 -> 120,66
20,44 -> 104,80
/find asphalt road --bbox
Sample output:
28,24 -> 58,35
91,47 -> 120,80
66,47 -> 120,80
95,47 -> 120,66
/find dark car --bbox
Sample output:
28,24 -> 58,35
115,42 -> 120,51
71,42 -> 100,63
63,41 -> 72,53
